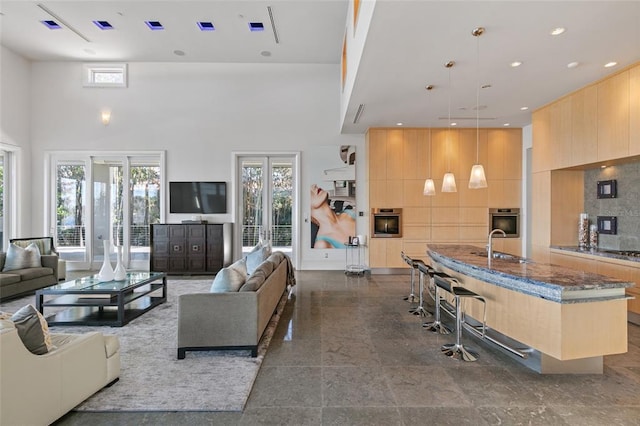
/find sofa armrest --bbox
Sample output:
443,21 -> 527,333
41,254 -> 59,277
177,292 -> 259,349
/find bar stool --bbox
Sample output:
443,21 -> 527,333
400,252 -> 418,303
422,270 -> 453,335
434,275 -> 487,362
408,260 -> 432,317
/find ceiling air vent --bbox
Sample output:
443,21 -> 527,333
353,104 -> 365,124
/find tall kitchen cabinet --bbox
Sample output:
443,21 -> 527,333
150,223 -> 232,274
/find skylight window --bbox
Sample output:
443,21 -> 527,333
82,63 -> 128,88
249,22 -> 264,32
41,20 -> 62,29
197,22 -> 215,31
145,21 -> 164,30
93,20 -> 114,30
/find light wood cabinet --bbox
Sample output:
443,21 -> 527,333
597,70 -> 630,161
571,85 -> 598,166
532,107 -> 552,172
630,65 -> 640,156
366,127 -> 522,268
550,97 -> 573,170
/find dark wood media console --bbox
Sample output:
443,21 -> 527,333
150,223 -> 232,274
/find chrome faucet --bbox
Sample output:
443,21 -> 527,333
487,229 -> 506,261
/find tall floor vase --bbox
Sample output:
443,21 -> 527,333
114,245 -> 127,281
98,240 -> 115,282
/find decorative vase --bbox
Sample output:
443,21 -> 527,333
578,213 -> 589,249
98,240 -> 114,282
114,245 -> 127,281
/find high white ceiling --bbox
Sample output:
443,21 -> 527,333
1,1 -> 640,134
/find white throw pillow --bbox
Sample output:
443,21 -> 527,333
2,243 -> 41,272
210,268 -> 246,293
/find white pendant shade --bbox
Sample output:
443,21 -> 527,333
442,173 -> 457,193
423,178 -> 436,196
468,164 -> 488,189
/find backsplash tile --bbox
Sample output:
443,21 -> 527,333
584,161 -> 640,251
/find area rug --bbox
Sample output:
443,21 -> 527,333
0,279 -> 288,412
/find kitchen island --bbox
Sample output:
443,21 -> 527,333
427,244 -> 634,374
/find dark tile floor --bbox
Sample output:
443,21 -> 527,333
55,270 -> 640,425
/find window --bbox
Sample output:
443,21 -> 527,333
83,63 -> 128,88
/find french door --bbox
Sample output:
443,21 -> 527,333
49,152 -> 163,271
236,154 -> 299,267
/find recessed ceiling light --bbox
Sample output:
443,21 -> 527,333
510,61 -> 522,68
550,27 -> 566,36
173,50 -> 185,56
503,123 -> 510,127
520,106 -> 529,111
260,50 -> 271,57
84,48 -> 96,55
41,20 -> 62,29
600,165 -> 607,169
567,61 -> 579,69
604,61 -> 618,68
249,22 -> 264,32
481,84 -> 491,89
145,21 -> 164,30
93,20 -> 113,30
451,122 -> 457,126
197,22 -> 215,31
425,84 -> 434,91
396,122 -> 403,126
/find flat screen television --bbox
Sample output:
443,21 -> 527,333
169,181 -> 227,214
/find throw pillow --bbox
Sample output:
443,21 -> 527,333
10,304 -> 54,355
11,238 -> 53,255
2,243 -> 41,272
228,257 -> 248,281
246,244 -> 272,275
210,267 -> 246,293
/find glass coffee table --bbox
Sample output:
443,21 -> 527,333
35,272 -> 167,327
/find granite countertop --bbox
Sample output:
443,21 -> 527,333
550,245 -> 640,263
426,244 -> 635,304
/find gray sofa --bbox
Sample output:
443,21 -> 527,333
0,252 -> 59,300
177,250 -> 294,358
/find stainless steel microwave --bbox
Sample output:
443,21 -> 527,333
489,208 -> 520,238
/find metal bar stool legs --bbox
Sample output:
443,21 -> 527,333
422,274 -> 452,334
408,264 -> 430,317
440,284 -> 487,362
400,252 -> 417,303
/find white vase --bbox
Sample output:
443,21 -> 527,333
114,245 -> 127,281
98,240 -> 114,282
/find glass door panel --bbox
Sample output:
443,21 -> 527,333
239,156 -> 295,264
56,164 -> 88,264
129,165 -> 161,267
92,161 -> 122,265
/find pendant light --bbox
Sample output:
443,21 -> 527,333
442,60 -> 457,193
468,27 -> 488,189
423,128 -> 436,196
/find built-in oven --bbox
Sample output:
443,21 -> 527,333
371,208 -> 402,238
489,208 -> 520,238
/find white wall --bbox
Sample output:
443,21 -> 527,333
28,61 -> 363,269
0,46 -> 32,239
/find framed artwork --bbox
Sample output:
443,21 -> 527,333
597,216 -> 617,235
597,180 -> 617,199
